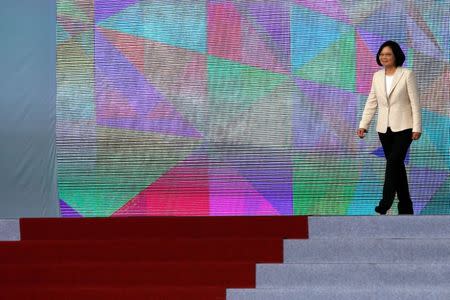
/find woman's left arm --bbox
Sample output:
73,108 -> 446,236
407,70 -> 422,139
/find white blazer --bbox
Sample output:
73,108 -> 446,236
359,67 -> 422,133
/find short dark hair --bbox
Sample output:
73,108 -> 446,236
376,40 -> 405,67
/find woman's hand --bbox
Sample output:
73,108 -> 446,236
412,132 -> 421,140
357,128 -> 367,138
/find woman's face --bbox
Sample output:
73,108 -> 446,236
379,46 -> 396,68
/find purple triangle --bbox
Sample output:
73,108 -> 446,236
95,29 -> 202,138
372,147 -> 385,158
294,0 -> 350,23
410,168 -> 450,214
294,78 -> 359,128
357,2 -> 408,44
59,199 -> 83,217
371,147 -> 410,165
406,16 -> 443,59
246,2 -> 290,61
293,90 -> 345,151
95,0 -> 140,23
222,150 -> 293,215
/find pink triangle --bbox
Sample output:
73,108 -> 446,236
356,31 -> 382,94
147,101 -> 177,119
209,166 -> 279,216
98,27 -> 145,75
241,19 -> 290,74
113,154 -> 210,216
294,0 -> 350,23
179,56 -> 208,100
57,16 -> 91,37
96,80 -> 137,118
207,1 -> 242,62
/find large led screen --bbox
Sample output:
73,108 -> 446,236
57,0 -> 450,216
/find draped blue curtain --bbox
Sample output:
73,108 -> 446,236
0,0 -> 59,217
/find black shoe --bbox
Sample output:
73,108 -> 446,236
375,206 -> 387,215
398,203 -> 414,215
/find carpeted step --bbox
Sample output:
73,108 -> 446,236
0,261 -> 256,287
2,286 -> 226,300
20,216 -> 308,240
284,238 -> 450,263
0,238 -> 282,264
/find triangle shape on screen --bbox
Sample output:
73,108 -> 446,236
113,152 -> 210,216
291,5 -> 352,71
371,147 -> 410,165
293,155 -> 357,215
221,148 -> 293,215
295,30 -> 356,91
208,56 -> 289,114
57,22 -> 71,44
57,15 -> 91,37
356,30 -> 383,94
211,82 -> 293,148
207,1 -> 242,62
59,199 -> 83,217
209,166 -> 279,216
409,168 -> 450,214
421,110 -> 450,169
94,0 -> 139,23
95,71 -> 137,118
357,1 -> 408,44
98,27 -> 145,74
241,19 -> 290,74
95,29 -> 202,138
100,28 -> 208,133
348,160 -> 383,215
294,0 -> 350,23
292,86 -> 345,151
294,78 -> 359,128
421,69 -> 450,115
61,128 -> 203,217
407,16 -> 444,59
58,0 -> 90,23
244,2 -> 291,61
97,1 -> 206,53
293,78 -> 359,150
420,177 -> 450,215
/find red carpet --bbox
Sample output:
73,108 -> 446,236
1,216 -> 308,299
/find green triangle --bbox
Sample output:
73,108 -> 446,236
58,128 -> 202,216
208,56 -> 289,117
295,30 -> 356,91
293,154 -> 358,215
409,133 -> 448,169
57,0 -> 89,23
420,176 -> 450,215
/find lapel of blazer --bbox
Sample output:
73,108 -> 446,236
387,67 -> 404,98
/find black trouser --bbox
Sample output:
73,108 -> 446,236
378,128 -> 413,214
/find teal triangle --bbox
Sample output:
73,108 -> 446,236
57,22 -> 71,44
291,5 -> 353,71
98,1 -> 206,53
348,158 -> 383,215
420,176 -> 450,215
422,109 -> 450,168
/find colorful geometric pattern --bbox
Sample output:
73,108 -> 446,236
57,0 -> 450,216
